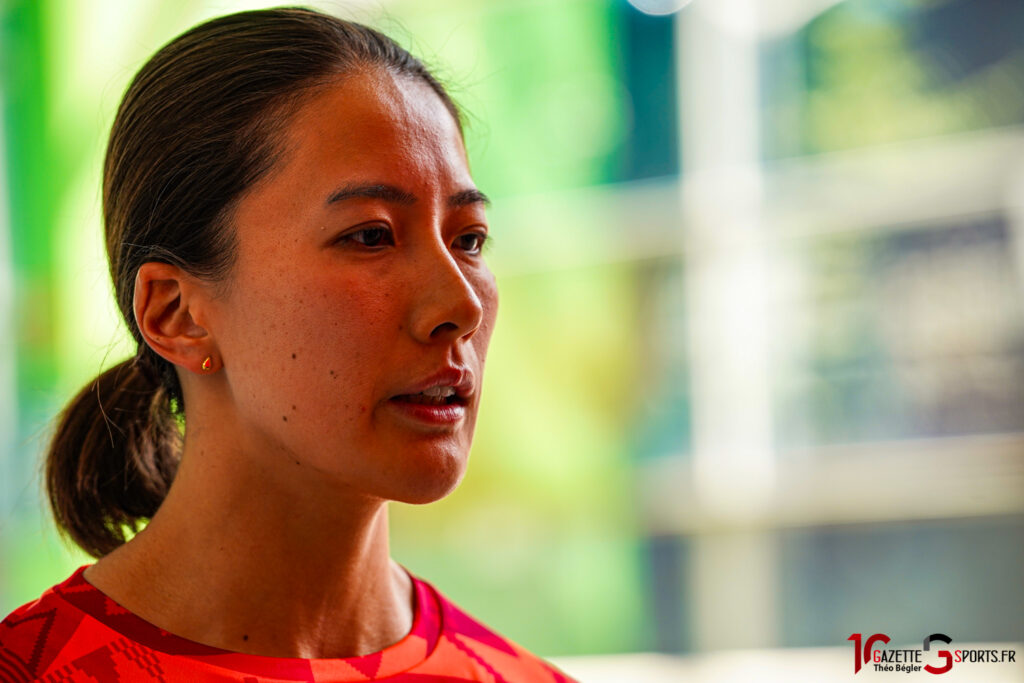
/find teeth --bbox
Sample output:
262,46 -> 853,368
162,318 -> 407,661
421,386 -> 456,398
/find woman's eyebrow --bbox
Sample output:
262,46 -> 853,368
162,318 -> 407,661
326,183 -> 417,205
325,183 -> 490,208
448,188 -> 490,208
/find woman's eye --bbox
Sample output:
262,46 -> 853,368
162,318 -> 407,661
455,232 -> 488,255
342,226 -> 393,248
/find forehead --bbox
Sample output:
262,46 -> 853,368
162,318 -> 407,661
276,68 -> 469,191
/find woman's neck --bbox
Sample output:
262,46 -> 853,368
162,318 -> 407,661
84,440 -> 415,659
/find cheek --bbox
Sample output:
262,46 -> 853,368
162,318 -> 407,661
291,273 -> 403,385
221,265 -> 401,408
469,268 -> 499,359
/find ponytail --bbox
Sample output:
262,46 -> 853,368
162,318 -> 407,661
46,355 -> 182,558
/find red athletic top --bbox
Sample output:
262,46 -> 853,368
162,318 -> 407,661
0,566 -> 575,682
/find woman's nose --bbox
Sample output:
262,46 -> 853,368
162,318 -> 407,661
407,248 -> 485,345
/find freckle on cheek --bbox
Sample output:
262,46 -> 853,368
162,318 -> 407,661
282,416 -> 287,422
291,353 -> 297,359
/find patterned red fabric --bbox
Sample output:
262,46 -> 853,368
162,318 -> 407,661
0,567 -> 575,682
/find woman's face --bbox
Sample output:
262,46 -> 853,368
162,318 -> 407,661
204,68 -> 497,504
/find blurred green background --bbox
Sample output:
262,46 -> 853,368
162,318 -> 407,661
2,0 -> 1023,673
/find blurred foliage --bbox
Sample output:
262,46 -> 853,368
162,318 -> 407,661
386,0 -> 625,197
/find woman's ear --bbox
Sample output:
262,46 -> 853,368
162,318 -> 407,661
133,262 -> 217,374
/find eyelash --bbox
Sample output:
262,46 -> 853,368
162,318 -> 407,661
338,226 -> 490,255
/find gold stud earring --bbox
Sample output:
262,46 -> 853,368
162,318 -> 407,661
201,356 -> 213,372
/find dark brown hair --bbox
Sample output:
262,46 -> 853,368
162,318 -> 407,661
46,7 -> 462,558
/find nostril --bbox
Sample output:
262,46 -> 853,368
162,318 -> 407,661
430,321 -> 460,339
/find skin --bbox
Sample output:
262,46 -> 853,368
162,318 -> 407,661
84,67 -> 498,658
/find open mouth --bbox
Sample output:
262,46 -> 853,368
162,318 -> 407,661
390,386 -> 465,407
386,385 -> 468,427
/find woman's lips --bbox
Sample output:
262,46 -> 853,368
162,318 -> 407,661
386,364 -> 475,429
386,394 -> 467,427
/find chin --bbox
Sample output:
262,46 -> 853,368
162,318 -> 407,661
390,449 -> 468,505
